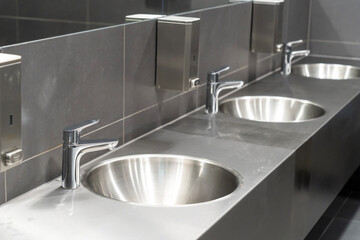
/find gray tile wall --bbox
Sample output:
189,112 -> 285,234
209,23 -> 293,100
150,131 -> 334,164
0,18 -> 17,45
280,0 -> 312,52
18,0 -> 88,21
309,0 -> 360,58
0,0 -> 310,203
0,1 -> 17,15
286,0 -> 311,42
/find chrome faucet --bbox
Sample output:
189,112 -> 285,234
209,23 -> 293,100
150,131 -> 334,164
279,39 -> 310,75
61,118 -> 119,189
205,66 -> 244,114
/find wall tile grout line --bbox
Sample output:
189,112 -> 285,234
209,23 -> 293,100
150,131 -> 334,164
86,0 -> 90,29
196,10 -> 203,108
0,15 -> 115,26
175,1 -> 248,18
310,39 -> 360,46
83,118 -> 124,137
221,64 -> 249,79
4,171 -> 7,202
196,85 -> 199,108
15,0 -> 19,43
309,53 -> 360,61
292,56 -> 307,65
122,119 -> 125,145
220,54 -> 280,80
122,26 -> 126,145
22,145 -> 62,163
123,26 -> 126,120
2,22 -> 126,49
99,106 -> 208,160
123,87 -> 197,120
284,0 -> 290,42
306,0 -> 313,49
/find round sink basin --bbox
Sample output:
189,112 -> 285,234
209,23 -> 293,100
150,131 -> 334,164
219,96 -> 325,123
292,63 -> 360,80
83,154 -> 240,206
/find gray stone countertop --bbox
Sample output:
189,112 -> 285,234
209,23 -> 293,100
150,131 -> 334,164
0,56 -> 359,239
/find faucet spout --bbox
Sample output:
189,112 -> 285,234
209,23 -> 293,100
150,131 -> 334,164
61,119 -> 119,190
291,50 -> 310,59
214,81 -> 244,110
216,81 -> 244,93
77,139 -> 119,153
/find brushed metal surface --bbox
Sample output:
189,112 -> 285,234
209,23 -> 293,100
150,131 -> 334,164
0,54 -> 22,172
83,154 -> 240,205
156,17 -> 200,91
292,63 -> 360,80
219,96 -> 325,123
251,1 -> 284,53
0,53 -> 21,66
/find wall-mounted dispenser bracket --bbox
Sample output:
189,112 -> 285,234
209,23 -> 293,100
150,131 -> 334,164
0,53 -> 22,172
251,0 -> 284,53
156,16 -> 200,92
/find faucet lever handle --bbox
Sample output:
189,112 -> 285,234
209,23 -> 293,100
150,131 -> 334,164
63,118 -> 99,145
207,66 -> 230,82
278,40 -> 305,52
212,66 -> 230,76
286,39 -> 304,47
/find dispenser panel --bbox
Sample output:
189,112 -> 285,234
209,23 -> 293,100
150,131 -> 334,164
0,54 -> 22,172
251,0 -> 284,53
156,16 -> 200,92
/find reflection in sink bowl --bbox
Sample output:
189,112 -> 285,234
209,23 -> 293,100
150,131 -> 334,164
292,63 -> 360,80
219,96 -> 325,123
83,154 -> 240,206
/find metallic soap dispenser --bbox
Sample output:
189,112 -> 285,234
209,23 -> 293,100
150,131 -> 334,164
156,16 -> 200,91
0,53 -> 23,172
251,0 -> 284,53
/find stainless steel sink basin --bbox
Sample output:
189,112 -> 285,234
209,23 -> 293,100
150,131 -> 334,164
83,154 -> 240,206
219,96 -> 325,123
292,63 -> 360,80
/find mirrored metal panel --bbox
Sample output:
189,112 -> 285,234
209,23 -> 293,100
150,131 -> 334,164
0,0 -> 164,46
0,0 -> 250,47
